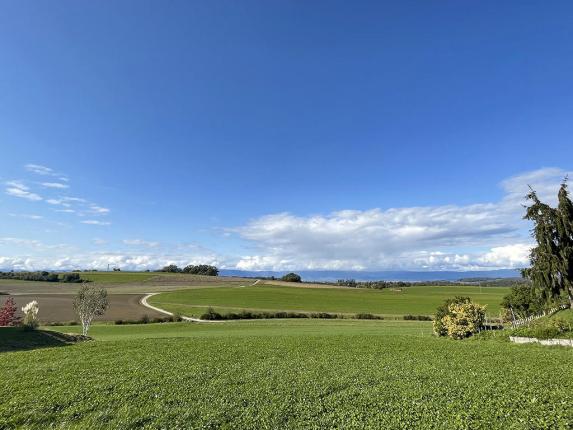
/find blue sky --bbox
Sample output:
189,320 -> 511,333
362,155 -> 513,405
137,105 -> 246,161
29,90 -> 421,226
1,1 -> 572,271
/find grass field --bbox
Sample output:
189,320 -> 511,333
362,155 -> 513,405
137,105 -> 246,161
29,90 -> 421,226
77,271 -> 158,283
149,285 -> 509,318
1,320 -> 572,429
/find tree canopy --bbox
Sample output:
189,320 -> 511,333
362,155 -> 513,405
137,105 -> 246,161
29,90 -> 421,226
522,181 -> 573,308
281,273 -> 302,283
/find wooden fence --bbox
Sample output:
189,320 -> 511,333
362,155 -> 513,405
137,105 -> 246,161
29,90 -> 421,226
510,304 -> 569,328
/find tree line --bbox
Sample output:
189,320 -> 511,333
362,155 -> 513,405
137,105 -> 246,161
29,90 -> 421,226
0,271 -> 84,283
158,264 -> 219,276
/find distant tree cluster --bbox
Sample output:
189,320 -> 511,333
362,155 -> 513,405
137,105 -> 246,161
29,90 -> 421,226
337,279 -> 416,289
335,278 -> 529,290
158,264 -> 219,276
281,273 -> 302,282
0,271 -> 84,283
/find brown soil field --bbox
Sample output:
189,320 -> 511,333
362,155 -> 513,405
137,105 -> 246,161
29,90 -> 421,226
0,294 -> 163,323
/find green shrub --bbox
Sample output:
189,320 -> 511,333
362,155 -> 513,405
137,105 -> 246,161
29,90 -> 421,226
511,317 -> 571,339
441,302 -> 486,340
355,313 -> 383,320
201,307 -> 224,320
281,273 -> 302,282
61,273 -> 83,283
433,296 -> 472,336
404,314 -> 432,321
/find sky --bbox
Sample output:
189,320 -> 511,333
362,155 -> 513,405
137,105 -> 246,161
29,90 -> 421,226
1,1 -> 573,272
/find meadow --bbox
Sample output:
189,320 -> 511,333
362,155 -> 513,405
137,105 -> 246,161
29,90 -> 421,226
149,284 -> 509,318
1,320 -> 572,429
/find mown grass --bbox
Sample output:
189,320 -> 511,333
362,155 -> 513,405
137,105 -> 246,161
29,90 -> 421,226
1,320 -> 572,429
149,285 -> 509,317
48,319 -> 433,341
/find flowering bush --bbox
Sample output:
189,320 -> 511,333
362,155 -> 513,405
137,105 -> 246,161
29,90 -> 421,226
433,297 -> 486,339
22,301 -> 39,330
441,302 -> 486,339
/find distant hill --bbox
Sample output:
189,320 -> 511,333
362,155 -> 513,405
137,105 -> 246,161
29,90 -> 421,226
220,269 -> 522,282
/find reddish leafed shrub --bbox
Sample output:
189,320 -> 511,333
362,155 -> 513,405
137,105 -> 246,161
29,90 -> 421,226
0,297 -> 20,326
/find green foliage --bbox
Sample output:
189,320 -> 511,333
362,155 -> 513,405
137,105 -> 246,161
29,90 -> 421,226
182,264 -> 219,276
500,283 -> 545,321
522,182 -> 573,308
1,323 -> 573,428
199,308 -> 341,320
433,296 -> 472,336
281,272 -> 302,282
403,314 -> 432,321
441,301 -> 486,340
511,317 -> 571,339
159,264 -> 182,273
61,273 -> 82,283
0,271 -> 69,283
354,313 -> 383,320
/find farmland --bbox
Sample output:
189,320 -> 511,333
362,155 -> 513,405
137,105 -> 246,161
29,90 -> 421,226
1,320 -> 572,429
149,284 -> 509,318
0,272 -> 254,322
2,272 -> 571,429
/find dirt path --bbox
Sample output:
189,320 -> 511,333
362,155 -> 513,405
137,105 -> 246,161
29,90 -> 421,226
140,293 -> 223,323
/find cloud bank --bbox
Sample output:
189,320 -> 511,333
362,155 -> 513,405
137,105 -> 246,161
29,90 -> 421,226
232,168 -> 571,271
1,167 -> 571,272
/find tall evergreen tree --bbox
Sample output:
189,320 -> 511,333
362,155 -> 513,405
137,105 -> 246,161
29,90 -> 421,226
522,181 -> 573,308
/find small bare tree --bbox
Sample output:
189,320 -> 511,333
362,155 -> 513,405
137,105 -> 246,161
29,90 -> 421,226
74,284 -> 108,336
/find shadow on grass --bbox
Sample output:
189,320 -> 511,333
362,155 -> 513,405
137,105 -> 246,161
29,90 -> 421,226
0,327 -> 87,353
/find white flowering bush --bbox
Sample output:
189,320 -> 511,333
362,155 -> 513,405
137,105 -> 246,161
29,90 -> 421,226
22,300 -> 39,330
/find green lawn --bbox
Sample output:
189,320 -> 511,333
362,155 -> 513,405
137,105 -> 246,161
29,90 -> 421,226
149,285 -> 509,317
1,321 -> 572,429
47,319 -> 433,341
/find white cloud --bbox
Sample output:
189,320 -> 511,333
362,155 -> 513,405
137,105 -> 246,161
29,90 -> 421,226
0,237 -> 44,248
232,168 -> 571,271
41,182 -> 69,189
5,181 -> 43,201
122,239 -> 160,248
81,220 -> 111,226
478,243 -> 531,268
8,213 -> 43,220
89,205 -> 110,214
25,164 -> 55,176
0,251 -> 223,272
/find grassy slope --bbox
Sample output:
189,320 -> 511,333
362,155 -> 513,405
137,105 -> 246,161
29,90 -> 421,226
149,285 -> 509,317
78,271 -> 157,283
1,321 -> 572,429
47,319 -> 433,341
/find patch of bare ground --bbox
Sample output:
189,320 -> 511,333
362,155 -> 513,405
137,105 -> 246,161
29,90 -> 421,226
1,294 -> 164,323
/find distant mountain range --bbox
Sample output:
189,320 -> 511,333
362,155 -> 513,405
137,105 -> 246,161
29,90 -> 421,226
220,269 -> 522,282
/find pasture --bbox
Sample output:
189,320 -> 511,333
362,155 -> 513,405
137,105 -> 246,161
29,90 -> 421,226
149,284 -> 509,318
1,320 -> 572,429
